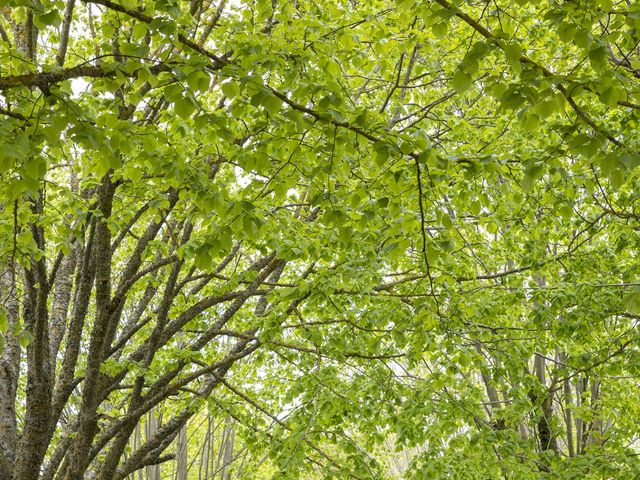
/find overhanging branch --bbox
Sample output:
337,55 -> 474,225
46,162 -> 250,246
0,61 -> 172,91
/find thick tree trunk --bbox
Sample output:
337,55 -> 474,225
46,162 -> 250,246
65,175 -> 117,479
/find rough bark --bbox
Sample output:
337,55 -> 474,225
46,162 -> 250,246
0,265 -> 20,480
533,353 -> 557,453
14,194 -> 54,480
49,244 -> 78,366
65,175 -> 117,479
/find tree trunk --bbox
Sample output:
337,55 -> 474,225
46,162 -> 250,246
146,410 -> 161,480
176,424 -> 188,480
0,264 -> 20,480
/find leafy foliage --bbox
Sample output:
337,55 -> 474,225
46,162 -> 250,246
1,0 -> 640,479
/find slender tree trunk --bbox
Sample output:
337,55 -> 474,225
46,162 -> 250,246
14,193 -> 55,480
559,351 -> 575,457
176,423 -> 188,480
586,379 -> 602,447
533,353 -> 557,452
220,418 -> 234,480
576,376 -> 586,454
0,264 -> 20,480
146,410 -> 161,480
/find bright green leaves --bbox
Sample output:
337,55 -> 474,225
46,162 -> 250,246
19,330 -> 33,348
174,96 -> 197,119
242,214 -> 265,242
503,42 -> 522,75
423,2 -> 455,39
450,42 -> 491,94
193,243 -> 214,270
186,70 -> 211,94
2,0 -> 640,477
131,22 -> 148,40
316,93 -> 347,123
521,163 -> 544,194
372,141 -> 397,166
0,127 -> 32,183
451,69 -> 472,94
622,287 -> 640,314
0,307 -> 7,335
469,199 -> 481,216
320,209 -> 356,247
319,57 -> 341,80
0,306 -> 10,355
598,153 -> 639,189
557,202 -> 573,220
190,226 -> 234,270
485,220 -> 499,234
321,209 -> 348,227
598,85 -> 624,107
0,302 -> 32,351
592,71 -> 627,108
221,80 -> 241,99
432,21 -> 449,38
557,21 -> 577,43
588,42 -> 608,72
573,28 -> 593,50
164,82 -> 198,119
534,96 -> 560,119
34,9 -> 61,29
519,111 -> 540,133
250,89 -> 283,115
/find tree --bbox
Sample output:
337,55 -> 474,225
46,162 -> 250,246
1,0 -> 640,479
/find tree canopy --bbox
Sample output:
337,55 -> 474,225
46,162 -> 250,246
1,0 -> 640,478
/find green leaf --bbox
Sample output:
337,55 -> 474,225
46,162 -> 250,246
19,331 -> 33,348
175,97 -> 196,119
451,70 -> 472,94
599,86 -> 622,107
521,113 -> 540,132
558,204 -> 573,219
243,215 -> 261,240
504,42 -> 522,74
251,90 -> 282,115
36,10 -> 61,28
0,307 -> 7,334
623,287 -> 640,314
373,141 -> 394,166
589,45 -> 607,71
221,81 -> 241,98
521,171 -> 535,193
432,22 -> 448,38
557,22 -> 576,42
470,200 -> 481,216
132,22 -> 147,39
536,99 -> 557,119
194,247 -> 213,270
